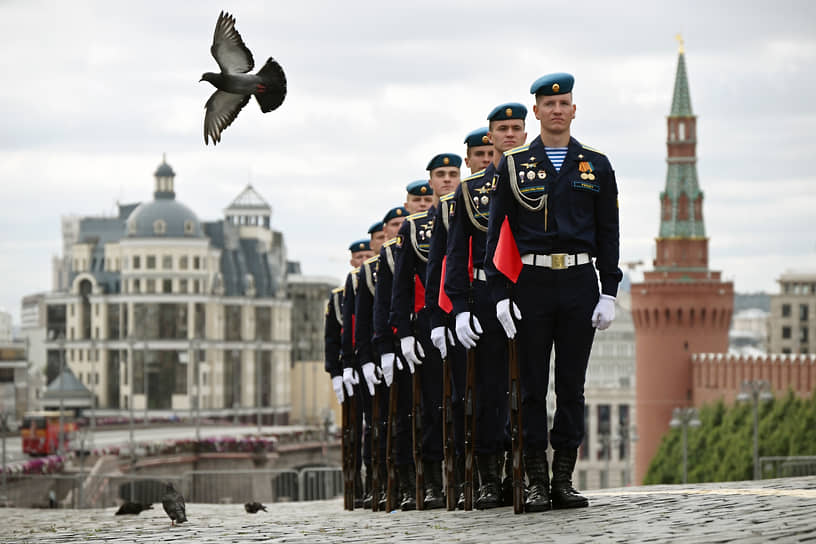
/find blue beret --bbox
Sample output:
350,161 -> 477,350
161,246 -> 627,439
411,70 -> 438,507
406,180 -> 433,196
487,103 -> 527,122
530,72 -> 574,96
383,206 -> 407,222
349,238 -> 371,252
368,221 -> 383,234
426,153 -> 462,171
464,127 -> 491,148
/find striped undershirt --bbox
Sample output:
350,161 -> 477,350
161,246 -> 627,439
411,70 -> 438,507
545,147 -> 568,172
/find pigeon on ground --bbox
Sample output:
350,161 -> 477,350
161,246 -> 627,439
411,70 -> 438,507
200,10 -> 287,145
161,482 -> 187,526
244,501 -> 268,513
115,502 -> 153,515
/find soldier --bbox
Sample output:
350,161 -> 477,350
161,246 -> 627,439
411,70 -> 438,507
425,128 -> 493,509
485,73 -> 621,511
340,237 -> 376,508
391,154 -> 461,509
375,186 -> 432,511
447,106 -> 528,509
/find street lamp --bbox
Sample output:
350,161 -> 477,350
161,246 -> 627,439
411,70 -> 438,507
256,338 -> 262,434
669,407 -> 700,484
190,337 -> 200,443
736,380 -> 773,480
127,335 -> 136,502
89,337 -> 96,449
57,333 -> 66,458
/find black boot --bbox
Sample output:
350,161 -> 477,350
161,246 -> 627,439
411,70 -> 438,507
523,451 -> 551,512
550,449 -> 588,509
423,461 -> 445,509
455,455 -> 466,510
362,465 -> 373,509
354,469 -> 364,508
377,462 -> 388,511
475,454 -> 501,509
500,450 -> 514,506
398,464 -> 416,511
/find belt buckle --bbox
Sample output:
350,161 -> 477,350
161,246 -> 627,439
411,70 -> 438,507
550,253 -> 567,270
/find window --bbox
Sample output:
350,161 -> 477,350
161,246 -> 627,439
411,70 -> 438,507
163,279 -> 173,293
781,304 -> 791,318
180,279 -> 188,294
133,256 -> 141,269
153,219 -> 166,235
162,255 -> 172,270
597,404 -> 611,461
133,278 -> 141,293
146,255 -> 156,269
193,256 -> 201,270
184,220 -> 195,235
179,256 -> 188,270
782,326 -> 791,339
146,279 -> 156,293
800,304 -> 809,321
801,327 -> 809,343
782,348 -> 792,354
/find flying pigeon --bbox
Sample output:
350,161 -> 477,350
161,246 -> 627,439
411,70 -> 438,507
161,482 -> 187,526
244,501 -> 268,513
200,11 -> 287,145
115,502 -> 153,515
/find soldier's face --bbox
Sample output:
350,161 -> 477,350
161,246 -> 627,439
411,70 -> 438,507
429,167 -> 460,198
534,93 -> 576,134
384,217 -> 405,239
370,231 -> 386,253
349,250 -> 373,268
489,120 -> 526,154
464,146 -> 493,173
404,194 -> 433,214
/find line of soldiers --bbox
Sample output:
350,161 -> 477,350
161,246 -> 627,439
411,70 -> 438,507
324,72 -> 622,514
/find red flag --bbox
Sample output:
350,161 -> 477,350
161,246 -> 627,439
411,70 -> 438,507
414,274 -> 426,313
493,215 -> 522,283
467,236 -> 473,283
438,256 -> 453,313
351,314 -> 356,347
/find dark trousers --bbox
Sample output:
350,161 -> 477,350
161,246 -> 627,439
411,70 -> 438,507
472,280 -> 510,455
415,310 -> 444,462
373,380 -> 389,463
448,342 -> 466,457
393,357 -> 415,467
360,381 -> 372,468
514,263 -> 598,451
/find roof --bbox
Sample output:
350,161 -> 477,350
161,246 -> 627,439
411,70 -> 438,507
670,52 -> 693,117
226,184 -> 272,212
43,368 -> 92,400
125,199 -> 204,239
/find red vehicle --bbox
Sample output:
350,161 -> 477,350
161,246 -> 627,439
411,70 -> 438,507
21,411 -> 76,456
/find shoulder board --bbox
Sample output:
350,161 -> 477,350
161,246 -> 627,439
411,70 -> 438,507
407,210 -> 428,221
331,286 -> 344,294
440,192 -> 456,202
581,144 -> 606,156
383,237 -> 398,247
364,255 -> 379,265
352,267 -> 360,274
504,144 -> 530,157
462,170 -> 486,182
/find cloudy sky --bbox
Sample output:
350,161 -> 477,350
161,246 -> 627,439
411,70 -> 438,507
1,0 -> 815,323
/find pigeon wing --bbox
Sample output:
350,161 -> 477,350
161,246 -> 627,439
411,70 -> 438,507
204,90 -> 250,145
211,11 -> 254,74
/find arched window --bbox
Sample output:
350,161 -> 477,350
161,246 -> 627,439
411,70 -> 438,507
153,219 -> 167,235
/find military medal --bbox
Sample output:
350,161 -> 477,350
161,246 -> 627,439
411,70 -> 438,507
579,161 -> 596,181
537,170 -> 547,180
526,170 -> 536,181
480,195 -> 489,205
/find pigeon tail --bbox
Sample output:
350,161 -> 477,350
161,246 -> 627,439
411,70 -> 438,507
254,58 -> 287,113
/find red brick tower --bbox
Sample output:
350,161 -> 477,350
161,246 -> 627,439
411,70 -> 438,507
631,39 -> 734,484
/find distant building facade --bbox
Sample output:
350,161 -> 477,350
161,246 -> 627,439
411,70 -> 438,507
41,157 -> 293,421
769,271 -> 816,355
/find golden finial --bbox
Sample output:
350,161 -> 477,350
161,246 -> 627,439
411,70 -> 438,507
676,33 -> 685,54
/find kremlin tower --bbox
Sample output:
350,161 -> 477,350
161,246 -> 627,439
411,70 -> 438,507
631,39 -> 734,484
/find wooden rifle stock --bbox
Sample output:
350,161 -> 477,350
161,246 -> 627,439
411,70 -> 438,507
508,338 -> 524,514
385,375 -> 399,512
342,394 -> 356,510
412,364 -> 424,510
463,346 -> 476,510
370,381 -> 381,512
442,352 -> 455,510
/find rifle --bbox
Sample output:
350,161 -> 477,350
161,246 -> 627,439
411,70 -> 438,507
341,394 -> 354,510
385,374 -> 399,512
442,350 -> 455,510
370,381 -> 381,512
508,337 -> 524,514
412,362 -> 424,510
463,345 -> 476,510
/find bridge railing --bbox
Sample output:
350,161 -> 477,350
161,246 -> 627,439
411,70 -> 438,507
759,456 -> 816,479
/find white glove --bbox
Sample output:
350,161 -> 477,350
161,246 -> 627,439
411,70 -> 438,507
400,335 -> 424,374
361,362 -> 381,396
431,326 -> 455,359
380,353 -> 395,387
592,294 -> 616,330
331,376 -> 344,404
455,312 -> 483,349
496,298 -> 522,339
342,367 -> 358,397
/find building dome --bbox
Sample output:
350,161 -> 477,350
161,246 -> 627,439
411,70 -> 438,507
154,161 -> 175,178
125,199 -> 204,238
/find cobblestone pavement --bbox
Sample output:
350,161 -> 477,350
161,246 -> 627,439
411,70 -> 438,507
1,477 -> 815,543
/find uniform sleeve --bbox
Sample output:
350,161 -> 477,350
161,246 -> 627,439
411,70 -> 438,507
485,156 -> 513,303
445,185 -> 471,315
373,248 -> 395,357
354,263 -> 376,366
324,293 -> 342,377
424,209 -> 447,328
389,219 -> 415,339
595,158 -> 623,296
340,272 -> 356,370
